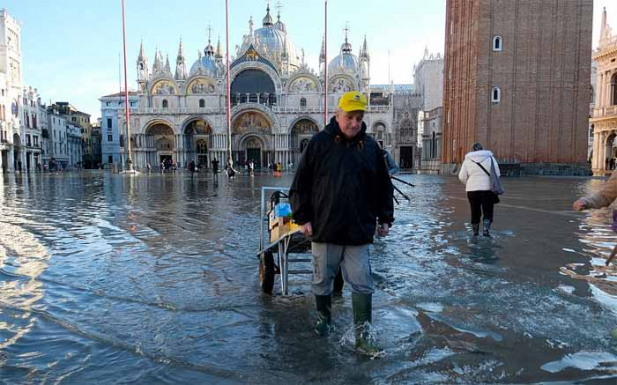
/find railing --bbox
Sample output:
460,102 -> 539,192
594,106 -> 617,118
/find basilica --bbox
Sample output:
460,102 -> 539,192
114,5 -> 414,170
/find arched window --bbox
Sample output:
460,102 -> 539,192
493,36 -> 502,52
162,99 -> 168,109
199,99 -> 205,108
300,98 -> 307,108
491,86 -> 501,104
611,73 -> 617,106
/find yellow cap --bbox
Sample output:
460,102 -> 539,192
338,91 -> 368,112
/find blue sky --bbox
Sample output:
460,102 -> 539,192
4,0 -> 614,120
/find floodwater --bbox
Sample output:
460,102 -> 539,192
0,171 -> 616,384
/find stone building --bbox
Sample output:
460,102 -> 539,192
414,48 -> 444,172
590,7 -> 617,175
442,0 -> 593,175
111,5 -> 397,170
0,9 -> 23,173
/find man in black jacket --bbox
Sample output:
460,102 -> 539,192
289,91 -> 394,352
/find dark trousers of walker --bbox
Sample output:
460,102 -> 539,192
467,190 -> 494,224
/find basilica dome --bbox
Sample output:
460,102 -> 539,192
239,6 -> 300,69
328,38 -> 359,74
190,40 -> 222,78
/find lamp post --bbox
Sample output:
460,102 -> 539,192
121,0 -> 133,171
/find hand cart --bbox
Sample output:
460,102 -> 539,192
256,187 -> 312,295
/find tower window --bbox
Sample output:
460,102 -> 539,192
162,99 -> 168,109
491,86 -> 501,104
493,36 -> 502,52
199,99 -> 205,108
300,98 -> 307,108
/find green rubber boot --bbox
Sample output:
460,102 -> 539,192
314,294 -> 332,336
352,293 -> 381,355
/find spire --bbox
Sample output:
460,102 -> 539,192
216,36 -> 223,59
177,39 -> 184,60
138,39 -> 146,61
165,54 -> 171,74
263,2 -> 273,27
274,0 -> 286,32
360,35 -> 370,60
152,47 -> 161,72
601,7 -> 608,41
341,22 -> 352,53
175,39 -> 187,80
319,34 -> 326,62
205,24 -> 215,57
249,16 -> 254,36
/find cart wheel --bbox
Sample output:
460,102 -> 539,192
333,268 -> 344,296
259,250 -> 275,294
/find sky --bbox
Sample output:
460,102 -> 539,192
4,0 -> 615,121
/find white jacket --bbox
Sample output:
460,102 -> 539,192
458,150 -> 501,192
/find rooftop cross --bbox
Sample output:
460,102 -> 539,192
206,22 -> 213,43
343,22 -> 350,42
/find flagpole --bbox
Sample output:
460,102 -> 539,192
121,0 -> 133,171
324,0 -> 328,127
225,0 -> 233,169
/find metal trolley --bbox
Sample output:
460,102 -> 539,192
256,187 -> 312,295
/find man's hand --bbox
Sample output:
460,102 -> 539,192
378,223 -> 390,237
573,199 -> 588,212
300,222 -> 313,237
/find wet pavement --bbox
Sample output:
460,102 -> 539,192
0,171 -> 616,384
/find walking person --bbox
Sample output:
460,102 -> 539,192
290,91 -> 394,354
458,143 -> 501,237
211,157 -> 219,179
188,160 -> 196,180
248,159 -> 255,176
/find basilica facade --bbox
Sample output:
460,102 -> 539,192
117,5 -> 399,170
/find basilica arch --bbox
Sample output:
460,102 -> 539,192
287,72 -> 322,94
231,110 -> 274,167
144,121 -> 176,168
289,117 -> 319,164
182,117 -> 213,168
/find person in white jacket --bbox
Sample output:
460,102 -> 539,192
458,143 -> 501,236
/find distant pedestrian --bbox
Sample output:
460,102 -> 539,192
248,159 -> 255,176
458,143 -> 501,237
188,160 -> 196,179
146,163 -> 151,173
160,161 -> 165,173
211,157 -> 219,178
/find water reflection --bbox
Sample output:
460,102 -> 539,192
0,173 -> 616,382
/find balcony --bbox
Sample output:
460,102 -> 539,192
593,106 -> 617,119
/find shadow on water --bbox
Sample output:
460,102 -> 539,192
1,172 -> 617,383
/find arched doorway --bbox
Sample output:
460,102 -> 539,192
232,110 -> 272,166
184,119 -> 212,169
244,136 -> 264,168
146,123 -> 175,168
290,119 -> 318,164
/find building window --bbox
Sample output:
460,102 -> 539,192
199,99 -> 205,108
611,73 -> 617,106
107,118 -> 112,129
106,102 -> 111,106
300,98 -> 307,108
108,155 -> 113,163
108,134 -> 113,142
491,86 -> 501,104
493,36 -> 502,52
162,99 -> 168,109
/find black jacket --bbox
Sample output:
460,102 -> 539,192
290,116 -> 394,245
